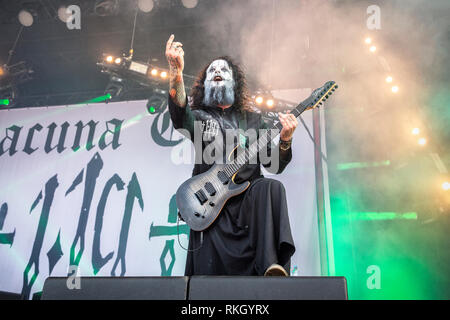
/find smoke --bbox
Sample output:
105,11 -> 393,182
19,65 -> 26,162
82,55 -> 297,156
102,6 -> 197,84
195,0 -> 448,170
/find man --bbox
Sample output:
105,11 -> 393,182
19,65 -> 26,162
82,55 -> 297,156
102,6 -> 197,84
165,34 -> 297,276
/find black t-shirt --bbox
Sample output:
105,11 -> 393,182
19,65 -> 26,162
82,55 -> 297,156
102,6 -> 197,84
168,94 -> 292,183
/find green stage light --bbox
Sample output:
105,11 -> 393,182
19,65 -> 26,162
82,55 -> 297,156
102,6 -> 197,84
0,99 -> 10,106
148,106 -> 156,114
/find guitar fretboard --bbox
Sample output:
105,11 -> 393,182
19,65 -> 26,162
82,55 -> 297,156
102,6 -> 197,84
222,101 -> 308,178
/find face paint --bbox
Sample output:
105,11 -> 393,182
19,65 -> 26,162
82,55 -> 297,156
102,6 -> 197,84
203,59 -> 235,108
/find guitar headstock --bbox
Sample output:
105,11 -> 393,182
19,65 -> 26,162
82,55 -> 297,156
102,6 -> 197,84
303,81 -> 338,110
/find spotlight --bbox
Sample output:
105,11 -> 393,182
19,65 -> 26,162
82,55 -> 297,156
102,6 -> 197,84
115,57 -> 122,64
386,76 -> 393,83
18,10 -> 34,27
369,46 -> 377,53
255,96 -> 264,105
418,138 -> 427,146
150,68 -> 158,76
160,71 -> 168,79
365,37 -> 372,44
106,55 -> 113,63
104,76 -> 124,100
0,87 -> 17,107
266,99 -> 274,108
443,182 -> 450,191
391,86 -> 399,93
146,91 -> 167,114
138,0 -> 154,13
0,66 -> 5,77
182,0 -> 199,9
412,128 -> 420,135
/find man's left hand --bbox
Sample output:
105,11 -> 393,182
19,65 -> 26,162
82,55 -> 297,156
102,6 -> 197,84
278,111 -> 298,141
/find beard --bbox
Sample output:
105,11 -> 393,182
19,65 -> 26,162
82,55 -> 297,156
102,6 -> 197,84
203,81 -> 235,108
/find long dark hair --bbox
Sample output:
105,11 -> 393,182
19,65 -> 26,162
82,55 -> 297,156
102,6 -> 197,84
189,56 -> 251,113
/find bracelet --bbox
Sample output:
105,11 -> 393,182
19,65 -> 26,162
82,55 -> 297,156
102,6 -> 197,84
279,138 -> 292,151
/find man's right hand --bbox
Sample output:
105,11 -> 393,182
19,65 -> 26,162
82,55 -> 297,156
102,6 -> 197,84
165,34 -> 184,74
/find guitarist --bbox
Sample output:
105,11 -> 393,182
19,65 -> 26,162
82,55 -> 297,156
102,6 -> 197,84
165,34 -> 297,276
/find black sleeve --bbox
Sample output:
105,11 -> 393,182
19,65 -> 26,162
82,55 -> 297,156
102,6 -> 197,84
259,115 -> 292,174
168,94 -> 196,140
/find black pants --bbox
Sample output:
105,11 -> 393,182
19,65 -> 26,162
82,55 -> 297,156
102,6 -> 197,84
184,177 -> 296,276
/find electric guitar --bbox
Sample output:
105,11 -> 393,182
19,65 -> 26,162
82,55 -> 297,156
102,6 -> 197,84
176,81 -> 338,231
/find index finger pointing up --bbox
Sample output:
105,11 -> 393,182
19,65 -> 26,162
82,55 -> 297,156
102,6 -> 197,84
166,34 -> 175,51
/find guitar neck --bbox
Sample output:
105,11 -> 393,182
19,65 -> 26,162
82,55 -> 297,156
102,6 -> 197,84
224,100 -> 309,175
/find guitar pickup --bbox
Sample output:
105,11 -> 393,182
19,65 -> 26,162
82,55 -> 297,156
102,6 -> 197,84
204,182 -> 216,196
217,171 -> 229,185
194,189 -> 208,205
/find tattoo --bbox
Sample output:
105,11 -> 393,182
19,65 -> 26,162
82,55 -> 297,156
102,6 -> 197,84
168,58 -> 186,107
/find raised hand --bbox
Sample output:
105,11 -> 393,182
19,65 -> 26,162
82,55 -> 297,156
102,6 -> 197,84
165,34 -> 186,107
165,34 -> 184,74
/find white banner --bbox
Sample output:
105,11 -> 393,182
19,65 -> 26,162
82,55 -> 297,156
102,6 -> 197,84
0,94 -> 320,299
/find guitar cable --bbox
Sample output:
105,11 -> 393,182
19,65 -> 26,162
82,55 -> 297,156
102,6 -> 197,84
177,215 -> 204,252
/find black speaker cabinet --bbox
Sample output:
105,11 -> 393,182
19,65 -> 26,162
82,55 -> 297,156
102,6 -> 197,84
188,276 -> 348,300
0,291 -> 21,300
41,276 -> 189,300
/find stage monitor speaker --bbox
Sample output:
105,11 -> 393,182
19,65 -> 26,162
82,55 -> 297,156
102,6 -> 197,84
188,276 -> 348,300
0,291 -> 21,300
41,276 -> 189,300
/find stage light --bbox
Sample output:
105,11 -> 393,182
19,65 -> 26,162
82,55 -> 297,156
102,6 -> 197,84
160,71 -> 168,79
0,66 -> 4,77
418,138 -> 427,146
138,0 -> 154,13
412,128 -> 420,135
443,182 -> 450,191
146,92 -> 167,114
386,76 -> 393,83
18,10 -> 34,27
106,55 -> 113,63
104,76 -> 124,100
391,86 -> 399,93
369,46 -> 377,53
255,96 -> 264,105
365,37 -> 372,44
182,0 -> 199,9
115,57 -> 122,64
150,68 -> 158,76
0,99 -> 10,106
266,99 -> 274,108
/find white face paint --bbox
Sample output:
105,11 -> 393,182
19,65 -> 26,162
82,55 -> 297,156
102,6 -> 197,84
205,59 -> 234,86
203,59 -> 235,107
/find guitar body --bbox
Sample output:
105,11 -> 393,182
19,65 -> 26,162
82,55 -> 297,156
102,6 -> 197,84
176,162 -> 250,231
